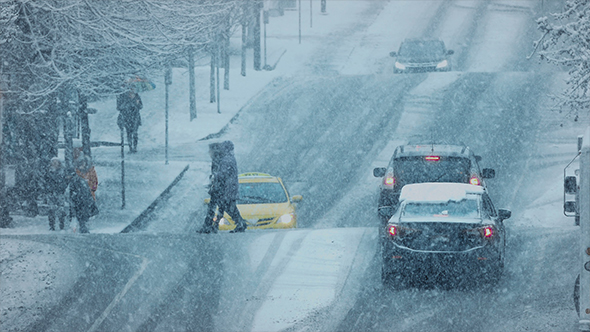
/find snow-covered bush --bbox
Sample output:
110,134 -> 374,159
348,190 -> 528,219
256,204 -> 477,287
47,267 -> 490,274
534,0 -> 590,120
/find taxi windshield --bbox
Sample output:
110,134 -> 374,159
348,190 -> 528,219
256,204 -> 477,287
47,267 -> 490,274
238,182 -> 288,204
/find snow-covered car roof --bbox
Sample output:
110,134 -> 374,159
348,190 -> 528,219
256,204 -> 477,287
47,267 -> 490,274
399,182 -> 484,203
394,144 -> 474,158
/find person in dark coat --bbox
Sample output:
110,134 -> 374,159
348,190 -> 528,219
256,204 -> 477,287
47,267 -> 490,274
199,142 -> 222,233
68,168 -> 97,233
44,158 -> 68,231
117,90 -> 143,153
198,141 -> 247,233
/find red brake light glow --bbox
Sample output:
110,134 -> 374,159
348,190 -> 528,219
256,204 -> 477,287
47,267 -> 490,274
470,176 -> 480,186
425,155 -> 440,161
384,176 -> 395,187
387,225 -> 397,237
482,226 -> 493,238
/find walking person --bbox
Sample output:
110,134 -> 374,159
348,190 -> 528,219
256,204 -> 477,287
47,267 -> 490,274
67,168 -> 98,234
198,141 -> 247,233
117,89 -> 143,153
75,153 -> 98,200
44,158 -> 68,231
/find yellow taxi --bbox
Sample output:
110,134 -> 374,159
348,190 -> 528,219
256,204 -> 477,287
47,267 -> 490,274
205,172 -> 303,231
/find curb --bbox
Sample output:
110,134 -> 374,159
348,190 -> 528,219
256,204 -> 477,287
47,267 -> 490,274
120,164 -> 190,233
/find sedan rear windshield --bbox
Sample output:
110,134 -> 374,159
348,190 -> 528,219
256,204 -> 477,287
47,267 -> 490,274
402,198 -> 480,219
238,182 -> 288,204
394,156 -> 471,187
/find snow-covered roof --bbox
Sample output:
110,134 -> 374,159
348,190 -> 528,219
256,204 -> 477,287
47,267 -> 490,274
399,182 -> 484,203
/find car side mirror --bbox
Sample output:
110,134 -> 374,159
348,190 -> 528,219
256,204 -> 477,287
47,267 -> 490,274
291,195 -> 303,203
565,176 -> 577,194
482,168 -> 495,179
498,209 -> 511,220
447,50 -> 454,55
378,206 -> 395,222
564,201 -> 576,213
373,167 -> 386,177
389,51 -> 397,57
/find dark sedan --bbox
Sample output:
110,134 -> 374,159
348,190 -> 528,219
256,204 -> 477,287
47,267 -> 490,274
380,183 -> 511,288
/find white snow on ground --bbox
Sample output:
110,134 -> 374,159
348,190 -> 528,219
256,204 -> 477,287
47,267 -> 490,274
251,228 -> 365,332
1,1 -> 589,331
0,239 -> 83,331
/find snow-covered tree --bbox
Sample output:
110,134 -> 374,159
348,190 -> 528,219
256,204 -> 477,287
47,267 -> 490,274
534,0 -> 590,120
0,0 -> 241,106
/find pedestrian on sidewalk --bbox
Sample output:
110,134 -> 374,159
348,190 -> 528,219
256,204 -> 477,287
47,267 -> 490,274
67,168 -> 98,234
117,89 -> 143,153
198,141 -> 247,233
44,157 -> 68,231
74,153 -> 98,200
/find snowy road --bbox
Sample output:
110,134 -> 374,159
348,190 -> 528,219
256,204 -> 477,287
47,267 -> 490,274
1,0 -> 584,331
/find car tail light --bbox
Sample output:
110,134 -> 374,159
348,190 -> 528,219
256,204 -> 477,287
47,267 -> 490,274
466,225 -> 495,239
482,226 -> 493,238
384,175 -> 395,188
387,225 -> 397,236
469,175 -> 480,186
425,155 -> 440,162
386,224 -> 419,237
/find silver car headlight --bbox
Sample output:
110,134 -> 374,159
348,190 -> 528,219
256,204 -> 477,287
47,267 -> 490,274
436,60 -> 448,68
394,62 -> 406,70
277,213 -> 294,224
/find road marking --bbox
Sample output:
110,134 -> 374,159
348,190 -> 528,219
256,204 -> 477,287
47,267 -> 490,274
87,253 -> 150,332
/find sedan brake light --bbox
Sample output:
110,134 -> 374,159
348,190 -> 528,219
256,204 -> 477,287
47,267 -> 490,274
482,226 -> 493,238
387,225 -> 397,236
465,225 -> 495,239
384,175 -> 395,188
470,175 -> 481,186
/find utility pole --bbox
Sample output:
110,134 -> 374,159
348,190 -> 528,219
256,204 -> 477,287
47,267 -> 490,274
263,10 -> 268,69
310,0 -> 312,28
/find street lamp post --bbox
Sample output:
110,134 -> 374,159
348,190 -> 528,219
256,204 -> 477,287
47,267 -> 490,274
299,0 -> 302,44
165,67 -> 172,165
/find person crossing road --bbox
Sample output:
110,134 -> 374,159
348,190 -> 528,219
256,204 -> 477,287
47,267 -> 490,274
198,141 -> 247,233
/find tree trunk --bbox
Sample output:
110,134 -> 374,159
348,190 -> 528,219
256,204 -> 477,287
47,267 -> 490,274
241,24 -> 247,76
253,4 -> 261,71
210,49 -> 216,103
188,47 -> 197,121
224,33 -> 230,90
79,93 -> 91,160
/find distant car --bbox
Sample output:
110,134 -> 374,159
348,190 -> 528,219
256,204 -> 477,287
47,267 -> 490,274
205,172 -> 302,231
390,38 -> 454,73
373,143 -> 495,218
380,183 -> 511,287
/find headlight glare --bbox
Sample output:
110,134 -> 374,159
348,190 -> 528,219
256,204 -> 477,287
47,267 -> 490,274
436,60 -> 448,68
277,213 -> 294,224
394,62 -> 406,70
